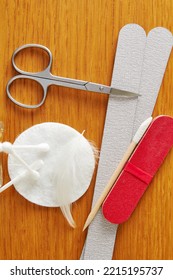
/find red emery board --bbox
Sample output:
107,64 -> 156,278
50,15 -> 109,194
102,115 -> 173,224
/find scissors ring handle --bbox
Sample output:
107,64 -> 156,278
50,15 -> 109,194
12,44 -> 53,75
6,75 -> 47,109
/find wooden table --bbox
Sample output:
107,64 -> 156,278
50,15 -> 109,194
0,0 -> 172,260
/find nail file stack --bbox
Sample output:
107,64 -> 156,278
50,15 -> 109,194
81,24 -> 173,260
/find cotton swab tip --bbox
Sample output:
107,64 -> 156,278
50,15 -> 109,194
0,142 -> 13,153
133,117 -> 152,143
37,143 -> 50,152
27,160 -> 44,178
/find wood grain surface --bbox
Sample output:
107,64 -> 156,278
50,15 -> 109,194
0,0 -> 173,260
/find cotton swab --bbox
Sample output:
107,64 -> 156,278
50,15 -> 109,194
12,143 -> 50,152
83,117 -> 153,231
0,160 -> 44,193
0,141 -> 49,193
0,142 -> 49,178
0,142 -> 49,152
0,142 -> 39,177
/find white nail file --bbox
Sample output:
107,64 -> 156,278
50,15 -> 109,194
81,24 -> 147,259
133,27 -> 173,133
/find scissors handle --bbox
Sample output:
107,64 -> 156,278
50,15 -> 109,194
12,43 -> 53,75
6,44 -> 53,108
6,74 -> 48,109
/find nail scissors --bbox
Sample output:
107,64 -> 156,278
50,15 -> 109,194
6,44 -> 139,109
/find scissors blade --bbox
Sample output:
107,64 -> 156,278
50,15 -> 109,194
110,87 -> 140,97
84,82 -> 140,97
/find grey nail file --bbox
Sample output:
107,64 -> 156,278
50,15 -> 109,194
81,25 -> 172,260
132,27 -> 173,133
81,24 -> 147,260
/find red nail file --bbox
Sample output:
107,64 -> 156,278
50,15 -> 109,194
102,115 -> 173,224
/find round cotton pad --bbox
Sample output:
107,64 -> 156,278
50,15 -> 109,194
8,122 -> 95,207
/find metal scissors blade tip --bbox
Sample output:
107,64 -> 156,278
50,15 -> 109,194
111,88 -> 140,97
